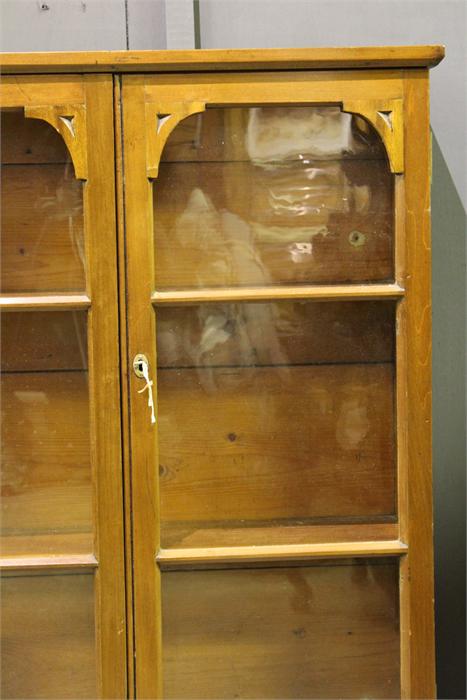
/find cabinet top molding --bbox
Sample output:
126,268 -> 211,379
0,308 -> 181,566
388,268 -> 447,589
0,45 -> 444,74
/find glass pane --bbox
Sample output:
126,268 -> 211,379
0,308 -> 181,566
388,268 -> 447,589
162,559 -> 400,699
153,106 -> 393,289
1,311 -> 92,556
1,572 -> 97,698
157,301 -> 396,548
1,109 -> 85,293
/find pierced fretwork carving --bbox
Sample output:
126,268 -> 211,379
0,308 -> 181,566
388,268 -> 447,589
145,102 -> 206,178
24,104 -> 87,180
342,98 -> 403,173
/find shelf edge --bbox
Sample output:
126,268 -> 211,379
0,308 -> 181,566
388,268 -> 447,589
157,539 -> 408,568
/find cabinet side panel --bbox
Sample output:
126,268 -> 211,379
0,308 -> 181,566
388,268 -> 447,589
403,70 -> 435,698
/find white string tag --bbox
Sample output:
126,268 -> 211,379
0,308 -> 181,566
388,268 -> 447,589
138,360 -> 156,424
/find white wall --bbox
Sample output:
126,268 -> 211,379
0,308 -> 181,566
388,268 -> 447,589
0,0 -> 168,51
200,0 -> 466,208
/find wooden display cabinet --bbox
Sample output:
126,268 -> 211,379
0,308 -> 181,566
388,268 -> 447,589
0,46 -> 444,699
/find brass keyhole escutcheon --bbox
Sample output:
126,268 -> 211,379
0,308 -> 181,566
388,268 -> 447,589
133,353 -> 149,378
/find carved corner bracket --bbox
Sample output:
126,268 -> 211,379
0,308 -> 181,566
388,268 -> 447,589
342,98 -> 404,174
24,104 -> 88,180
145,102 -> 206,179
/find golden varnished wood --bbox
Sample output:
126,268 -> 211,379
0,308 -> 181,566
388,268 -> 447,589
0,47 -> 443,700
0,46 -> 445,74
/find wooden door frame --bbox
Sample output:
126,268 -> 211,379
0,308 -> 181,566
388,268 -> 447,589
0,74 -> 127,699
120,68 -> 435,699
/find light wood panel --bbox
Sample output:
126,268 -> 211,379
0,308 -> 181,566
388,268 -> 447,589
143,71 -> 404,115
158,364 -> 395,538
162,560 -> 400,699
1,164 -> 85,292
156,300 -> 395,368
0,76 -> 84,106
1,573 -> 97,698
1,372 -> 91,538
153,159 -> 394,288
0,46 -> 445,74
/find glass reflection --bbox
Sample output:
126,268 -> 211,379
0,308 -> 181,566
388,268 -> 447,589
154,106 -> 393,289
156,301 -> 396,547
1,312 -> 91,553
1,573 -> 97,698
162,559 -> 400,699
0,109 -> 85,293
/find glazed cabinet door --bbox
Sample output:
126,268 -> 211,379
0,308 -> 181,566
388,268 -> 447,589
120,70 -> 434,699
0,76 -> 127,698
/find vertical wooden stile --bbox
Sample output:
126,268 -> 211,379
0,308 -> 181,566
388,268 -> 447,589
121,77 -> 163,698
84,74 -> 127,699
113,73 -> 136,698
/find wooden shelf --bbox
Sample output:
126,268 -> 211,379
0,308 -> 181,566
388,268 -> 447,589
0,553 -> 98,572
161,521 -> 399,550
152,283 -> 405,305
0,293 -> 91,311
1,532 -> 95,572
157,539 -> 408,569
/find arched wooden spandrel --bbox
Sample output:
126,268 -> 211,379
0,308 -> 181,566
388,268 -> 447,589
24,104 -> 87,180
342,98 -> 404,173
145,101 -> 206,179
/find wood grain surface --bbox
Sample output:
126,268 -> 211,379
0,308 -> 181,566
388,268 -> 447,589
161,521 -> 399,550
158,364 -> 396,534
157,540 -> 407,567
1,164 -> 85,292
401,69 -> 436,699
0,46 -> 444,74
0,77 -> 84,105
1,573 -> 97,699
162,559 -> 400,699
1,372 -> 92,538
1,532 -> 94,560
